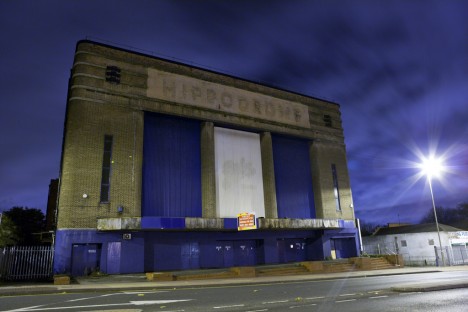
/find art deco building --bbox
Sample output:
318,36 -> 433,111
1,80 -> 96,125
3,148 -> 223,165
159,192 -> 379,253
54,40 -> 359,276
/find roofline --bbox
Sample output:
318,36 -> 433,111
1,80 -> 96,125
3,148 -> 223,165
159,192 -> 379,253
76,39 -> 340,107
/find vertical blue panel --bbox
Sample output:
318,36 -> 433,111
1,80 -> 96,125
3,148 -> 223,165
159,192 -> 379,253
106,242 -> 121,274
142,113 -> 202,217
272,135 -> 315,218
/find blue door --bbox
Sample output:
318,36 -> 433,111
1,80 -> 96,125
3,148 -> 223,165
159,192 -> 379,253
71,244 -> 102,276
234,240 -> 257,266
181,242 -> 200,269
106,242 -> 121,274
278,239 -> 307,263
333,238 -> 357,259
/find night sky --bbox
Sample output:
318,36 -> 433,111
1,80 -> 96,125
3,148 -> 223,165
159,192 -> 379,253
1,1 -> 467,225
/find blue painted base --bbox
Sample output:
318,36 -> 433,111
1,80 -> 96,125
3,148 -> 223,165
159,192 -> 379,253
54,228 -> 359,276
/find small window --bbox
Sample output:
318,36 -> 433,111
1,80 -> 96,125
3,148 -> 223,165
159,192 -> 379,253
331,164 -> 341,211
323,114 -> 332,127
401,240 -> 407,247
105,66 -> 121,84
100,135 -> 113,202
428,239 -> 435,246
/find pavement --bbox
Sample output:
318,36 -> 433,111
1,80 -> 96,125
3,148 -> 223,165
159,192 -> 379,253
1,266 -> 468,297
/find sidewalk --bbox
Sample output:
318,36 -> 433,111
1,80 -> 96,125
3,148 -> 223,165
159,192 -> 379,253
1,266 -> 468,297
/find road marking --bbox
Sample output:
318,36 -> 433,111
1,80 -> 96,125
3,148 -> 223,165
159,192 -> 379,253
213,304 -> 245,309
122,291 -> 165,295
263,300 -> 289,304
305,296 -> 325,300
335,299 -> 356,303
370,295 -> 388,299
289,303 -> 317,309
339,293 -> 356,297
399,292 -> 422,295
66,292 -> 156,302
2,300 -> 192,311
245,310 -> 268,312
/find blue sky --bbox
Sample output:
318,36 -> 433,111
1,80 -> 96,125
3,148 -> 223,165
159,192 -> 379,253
0,1 -> 467,225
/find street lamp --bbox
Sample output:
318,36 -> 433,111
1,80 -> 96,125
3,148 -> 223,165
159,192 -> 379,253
420,156 -> 445,266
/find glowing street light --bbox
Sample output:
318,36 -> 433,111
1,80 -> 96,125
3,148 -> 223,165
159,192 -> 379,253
420,155 -> 445,266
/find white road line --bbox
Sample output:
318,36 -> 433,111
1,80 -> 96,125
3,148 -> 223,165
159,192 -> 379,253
289,303 -> 317,309
122,291 -> 165,295
2,300 -> 192,311
339,293 -> 356,297
305,296 -> 325,300
335,299 -> 356,303
370,295 -> 389,299
399,292 -> 422,295
213,304 -> 245,309
263,300 -> 289,304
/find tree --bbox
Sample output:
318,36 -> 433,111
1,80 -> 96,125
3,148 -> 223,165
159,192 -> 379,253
359,220 -> 382,236
0,214 -> 20,247
454,202 -> 468,220
419,202 -> 468,226
3,207 -> 45,245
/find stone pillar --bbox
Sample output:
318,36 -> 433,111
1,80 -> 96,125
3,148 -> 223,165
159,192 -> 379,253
309,140 -> 325,219
260,132 -> 278,218
309,140 -> 355,220
201,122 -> 216,218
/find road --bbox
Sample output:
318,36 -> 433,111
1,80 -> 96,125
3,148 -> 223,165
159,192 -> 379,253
1,271 -> 467,311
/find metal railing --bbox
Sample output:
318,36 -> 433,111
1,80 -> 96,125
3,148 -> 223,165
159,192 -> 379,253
0,246 -> 54,281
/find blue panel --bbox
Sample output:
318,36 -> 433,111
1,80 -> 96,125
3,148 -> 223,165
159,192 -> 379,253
106,242 -> 121,274
224,218 -> 238,229
141,217 -> 186,229
272,135 -> 315,218
233,240 -> 256,266
340,219 -> 356,228
154,240 -> 182,271
71,244 -> 102,276
54,229 -> 144,275
142,113 -> 202,217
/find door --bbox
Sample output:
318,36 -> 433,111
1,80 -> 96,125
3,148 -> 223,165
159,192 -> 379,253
106,242 -> 121,274
278,239 -> 307,263
234,240 -> 257,266
181,242 -> 200,269
333,238 -> 357,259
71,244 -> 102,276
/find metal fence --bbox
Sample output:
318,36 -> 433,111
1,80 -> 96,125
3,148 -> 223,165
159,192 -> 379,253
363,243 -> 437,266
365,243 -> 468,267
0,246 -> 54,281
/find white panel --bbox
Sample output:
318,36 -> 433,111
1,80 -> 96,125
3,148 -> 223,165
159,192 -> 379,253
214,127 -> 265,218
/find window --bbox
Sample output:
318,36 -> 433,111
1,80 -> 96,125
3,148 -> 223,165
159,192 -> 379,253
428,239 -> 435,246
331,164 -> 341,211
100,135 -> 113,202
323,114 -> 332,127
105,66 -> 121,84
401,240 -> 407,247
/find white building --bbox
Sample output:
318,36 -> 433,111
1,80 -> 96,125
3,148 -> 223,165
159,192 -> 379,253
363,223 -> 468,266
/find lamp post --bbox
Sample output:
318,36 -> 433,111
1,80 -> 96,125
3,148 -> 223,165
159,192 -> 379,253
421,156 -> 445,266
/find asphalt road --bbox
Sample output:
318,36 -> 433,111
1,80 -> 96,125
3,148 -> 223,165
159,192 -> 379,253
1,271 -> 467,312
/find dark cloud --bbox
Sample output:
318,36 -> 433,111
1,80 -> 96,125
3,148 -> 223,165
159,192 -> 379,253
0,1 -> 466,223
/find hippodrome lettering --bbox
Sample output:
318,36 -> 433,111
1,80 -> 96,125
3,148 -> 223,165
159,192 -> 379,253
147,68 -> 310,128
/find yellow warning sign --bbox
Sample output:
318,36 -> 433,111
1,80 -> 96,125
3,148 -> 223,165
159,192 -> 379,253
237,212 -> 257,231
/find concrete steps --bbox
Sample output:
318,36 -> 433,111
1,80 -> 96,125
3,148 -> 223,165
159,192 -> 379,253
256,264 -> 309,277
175,270 -> 238,281
146,256 -> 402,281
368,257 -> 396,270
323,261 -> 357,273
